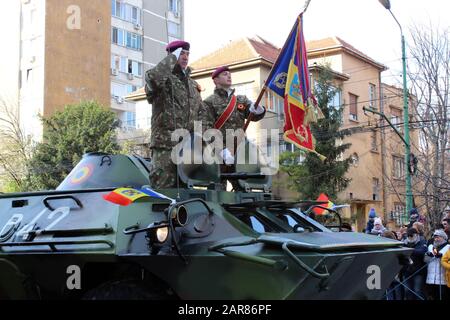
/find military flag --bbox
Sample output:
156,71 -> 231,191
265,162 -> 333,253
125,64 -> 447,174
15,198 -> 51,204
103,187 -> 174,206
264,13 -> 324,159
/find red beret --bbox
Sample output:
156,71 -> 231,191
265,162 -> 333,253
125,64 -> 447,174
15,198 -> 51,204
212,66 -> 230,79
166,40 -> 190,53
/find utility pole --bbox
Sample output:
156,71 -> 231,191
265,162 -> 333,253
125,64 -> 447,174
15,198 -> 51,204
378,0 -> 413,221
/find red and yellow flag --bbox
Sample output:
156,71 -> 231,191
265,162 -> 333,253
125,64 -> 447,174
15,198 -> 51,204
312,193 -> 334,215
265,14 -> 325,159
102,187 -> 174,206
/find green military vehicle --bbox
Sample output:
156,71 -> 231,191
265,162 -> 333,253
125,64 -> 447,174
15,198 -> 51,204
0,145 -> 411,299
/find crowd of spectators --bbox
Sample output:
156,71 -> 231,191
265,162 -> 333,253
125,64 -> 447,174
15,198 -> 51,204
362,208 -> 450,300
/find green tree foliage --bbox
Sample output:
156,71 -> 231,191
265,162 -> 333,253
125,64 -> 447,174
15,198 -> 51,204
27,101 -> 120,190
280,66 -> 353,200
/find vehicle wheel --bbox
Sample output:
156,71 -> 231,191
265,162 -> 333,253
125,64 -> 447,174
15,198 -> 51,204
82,279 -> 169,300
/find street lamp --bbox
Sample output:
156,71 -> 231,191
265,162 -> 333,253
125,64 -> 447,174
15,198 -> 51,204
378,0 -> 413,221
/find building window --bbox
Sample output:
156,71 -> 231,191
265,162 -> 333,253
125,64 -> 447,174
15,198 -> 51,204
232,81 -> 254,99
371,130 -> 378,151
369,83 -> 376,109
120,57 -> 127,73
392,202 -> 406,225
277,101 -> 284,121
128,60 -> 142,76
112,27 -> 142,50
350,152 -> 359,167
124,112 -> 136,129
112,1 -> 141,24
111,27 -> 125,46
390,106 -> 402,132
264,90 -> 283,114
124,4 -> 132,21
115,0 -> 123,19
393,156 -> 405,179
329,89 -> 341,110
111,55 -> 127,73
167,21 -> 180,38
349,93 -> 358,121
118,29 -> 125,46
111,82 -> 128,98
25,68 -> 33,86
111,55 -> 119,70
372,178 -> 380,201
169,0 -> 180,15
264,91 -> 275,113
112,27 -> 117,44
131,7 -> 140,24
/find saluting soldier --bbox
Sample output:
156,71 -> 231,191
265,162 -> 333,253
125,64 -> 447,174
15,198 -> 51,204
203,66 -> 266,165
144,40 -> 206,188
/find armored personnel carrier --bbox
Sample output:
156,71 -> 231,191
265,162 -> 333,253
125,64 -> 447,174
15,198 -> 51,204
0,143 -> 411,299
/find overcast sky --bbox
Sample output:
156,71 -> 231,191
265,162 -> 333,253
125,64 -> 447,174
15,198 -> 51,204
185,0 -> 450,85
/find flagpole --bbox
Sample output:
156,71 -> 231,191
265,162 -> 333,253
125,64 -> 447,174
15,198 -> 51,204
243,0 -> 312,132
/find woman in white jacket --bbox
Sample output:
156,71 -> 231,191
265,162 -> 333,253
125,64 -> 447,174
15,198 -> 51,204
424,229 -> 449,300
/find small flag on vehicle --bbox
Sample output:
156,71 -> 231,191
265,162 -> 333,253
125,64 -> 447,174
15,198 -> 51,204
102,187 -> 174,206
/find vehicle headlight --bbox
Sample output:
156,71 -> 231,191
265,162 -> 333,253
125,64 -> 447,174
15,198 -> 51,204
155,226 -> 169,243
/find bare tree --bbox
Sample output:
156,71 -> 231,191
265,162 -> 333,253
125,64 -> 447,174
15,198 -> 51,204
0,98 -> 33,191
407,23 -> 450,228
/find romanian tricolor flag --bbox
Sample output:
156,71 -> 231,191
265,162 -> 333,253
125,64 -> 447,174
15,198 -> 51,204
312,193 -> 335,215
102,187 -> 174,206
265,14 -> 325,159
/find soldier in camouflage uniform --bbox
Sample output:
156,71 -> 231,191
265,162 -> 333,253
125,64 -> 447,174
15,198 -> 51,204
203,66 -> 266,165
144,40 -> 206,188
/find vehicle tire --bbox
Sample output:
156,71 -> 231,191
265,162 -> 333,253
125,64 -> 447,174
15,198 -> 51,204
82,279 -> 169,300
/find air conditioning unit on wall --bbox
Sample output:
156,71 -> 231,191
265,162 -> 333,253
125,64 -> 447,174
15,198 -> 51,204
111,68 -> 118,76
128,73 -> 134,80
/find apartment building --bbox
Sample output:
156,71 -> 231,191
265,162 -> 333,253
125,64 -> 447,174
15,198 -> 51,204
111,0 -> 184,134
188,36 -> 418,231
0,0 -> 184,142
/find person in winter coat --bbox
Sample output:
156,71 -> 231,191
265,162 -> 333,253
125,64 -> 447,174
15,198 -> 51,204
365,208 -> 377,234
442,218 -> 450,242
370,217 -> 387,236
412,221 -> 427,242
424,229 -> 450,300
402,228 -> 427,300
442,249 -> 450,289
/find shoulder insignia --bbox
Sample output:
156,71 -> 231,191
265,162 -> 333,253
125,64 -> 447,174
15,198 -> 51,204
237,103 -> 246,111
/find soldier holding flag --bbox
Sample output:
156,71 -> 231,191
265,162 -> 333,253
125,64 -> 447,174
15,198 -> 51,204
204,66 -> 266,165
